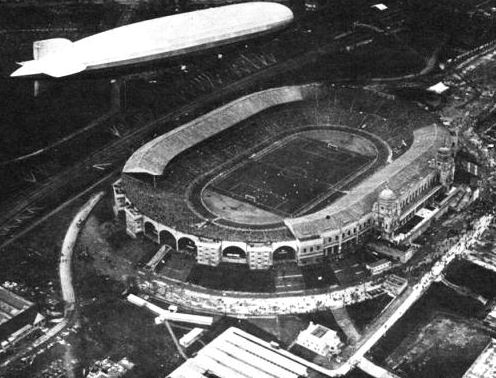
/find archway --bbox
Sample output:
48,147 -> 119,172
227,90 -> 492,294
222,246 -> 246,259
159,229 -> 176,248
273,246 -> 296,262
144,222 -> 158,242
178,237 -> 197,256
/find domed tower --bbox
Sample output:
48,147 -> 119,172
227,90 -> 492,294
436,146 -> 454,191
373,185 -> 401,240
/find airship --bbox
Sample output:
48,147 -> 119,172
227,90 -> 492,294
11,2 -> 294,78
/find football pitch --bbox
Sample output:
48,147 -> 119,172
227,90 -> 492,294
211,136 -> 373,216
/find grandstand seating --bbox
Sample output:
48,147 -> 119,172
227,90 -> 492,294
122,86 -> 436,243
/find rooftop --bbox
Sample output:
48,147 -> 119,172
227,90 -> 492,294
167,327 -> 323,378
366,258 -> 391,268
123,85 -> 307,176
0,286 -> 34,327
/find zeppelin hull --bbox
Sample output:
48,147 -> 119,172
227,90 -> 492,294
11,2 -> 294,78
86,18 -> 289,72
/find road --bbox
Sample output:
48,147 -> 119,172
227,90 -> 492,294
357,357 -> 400,378
335,214 -> 493,376
250,214 -> 492,377
0,191 -> 104,373
59,191 -> 104,312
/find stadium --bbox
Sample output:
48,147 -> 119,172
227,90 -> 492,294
113,83 -> 455,270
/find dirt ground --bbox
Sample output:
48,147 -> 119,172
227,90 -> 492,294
385,312 -> 491,377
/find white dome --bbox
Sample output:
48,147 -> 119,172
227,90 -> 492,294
379,187 -> 397,202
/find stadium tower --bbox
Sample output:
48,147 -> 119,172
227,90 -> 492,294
436,146 -> 455,191
373,185 -> 401,240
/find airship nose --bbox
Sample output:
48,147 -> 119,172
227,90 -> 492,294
264,2 -> 294,23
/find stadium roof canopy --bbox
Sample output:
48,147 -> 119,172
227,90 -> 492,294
123,87 -> 307,176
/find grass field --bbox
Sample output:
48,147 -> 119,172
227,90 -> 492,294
211,136 -> 372,216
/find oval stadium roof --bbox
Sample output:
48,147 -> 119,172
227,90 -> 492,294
123,86 -> 309,176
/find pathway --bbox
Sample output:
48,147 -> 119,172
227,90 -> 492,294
464,249 -> 496,274
357,357 -> 401,378
59,191 -> 105,314
331,307 -> 361,343
439,274 -> 488,305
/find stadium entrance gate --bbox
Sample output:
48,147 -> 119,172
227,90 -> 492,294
273,246 -> 296,263
222,246 -> 247,264
178,237 -> 197,257
159,229 -> 177,249
144,222 -> 159,243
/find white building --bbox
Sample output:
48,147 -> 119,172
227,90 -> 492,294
366,258 -> 392,275
295,322 -> 341,356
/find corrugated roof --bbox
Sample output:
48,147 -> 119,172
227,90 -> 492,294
168,327 -> 314,378
0,286 -> 34,326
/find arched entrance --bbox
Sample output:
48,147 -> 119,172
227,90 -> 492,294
159,229 -> 176,248
144,222 -> 158,242
222,246 -> 246,259
273,246 -> 296,262
178,237 -> 197,256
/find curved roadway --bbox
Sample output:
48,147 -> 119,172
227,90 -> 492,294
59,191 -> 105,313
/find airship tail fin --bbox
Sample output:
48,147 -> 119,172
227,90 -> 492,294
14,38 -> 87,78
40,58 -> 87,78
11,57 -> 86,78
33,38 -> 73,60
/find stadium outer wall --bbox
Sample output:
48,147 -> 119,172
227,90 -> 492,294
114,83 -> 453,270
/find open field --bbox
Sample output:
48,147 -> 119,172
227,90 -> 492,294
212,135 -> 372,216
385,312 -> 491,377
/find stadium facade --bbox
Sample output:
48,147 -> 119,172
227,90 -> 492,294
113,84 -> 457,270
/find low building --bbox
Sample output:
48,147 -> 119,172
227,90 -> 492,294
367,242 -> 415,263
0,286 -> 37,344
167,327 -> 321,378
382,274 -> 408,297
144,245 -> 172,272
427,82 -> 450,95
295,321 -> 341,356
463,339 -> 496,378
366,259 -> 392,275
179,327 -> 205,348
